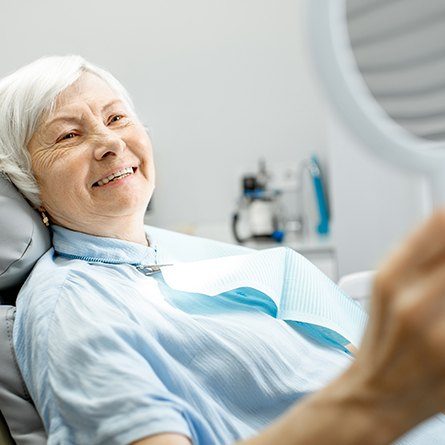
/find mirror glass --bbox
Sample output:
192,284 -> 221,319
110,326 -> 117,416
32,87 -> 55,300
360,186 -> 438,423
346,0 -> 445,142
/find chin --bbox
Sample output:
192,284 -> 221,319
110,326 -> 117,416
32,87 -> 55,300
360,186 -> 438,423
109,195 -> 149,215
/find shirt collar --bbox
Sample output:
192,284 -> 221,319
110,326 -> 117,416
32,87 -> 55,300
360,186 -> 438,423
51,225 -> 158,266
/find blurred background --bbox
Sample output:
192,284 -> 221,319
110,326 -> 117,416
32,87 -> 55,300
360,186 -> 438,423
0,0 -> 430,280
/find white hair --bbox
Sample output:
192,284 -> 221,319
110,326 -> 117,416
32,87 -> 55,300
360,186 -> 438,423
0,55 -> 136,208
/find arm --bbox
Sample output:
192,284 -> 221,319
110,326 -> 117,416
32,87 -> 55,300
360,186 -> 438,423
132,434 -> 191,445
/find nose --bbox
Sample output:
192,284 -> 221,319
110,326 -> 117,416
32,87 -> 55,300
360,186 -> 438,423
93,130 -> 126,160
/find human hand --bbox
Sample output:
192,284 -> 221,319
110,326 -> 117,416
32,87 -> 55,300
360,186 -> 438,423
350,210 -> 445,435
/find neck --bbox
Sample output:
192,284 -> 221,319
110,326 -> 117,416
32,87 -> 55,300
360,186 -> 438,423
52,214 -> 148,246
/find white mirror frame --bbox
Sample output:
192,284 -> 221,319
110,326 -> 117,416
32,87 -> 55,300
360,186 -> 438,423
307,0 -> 445,206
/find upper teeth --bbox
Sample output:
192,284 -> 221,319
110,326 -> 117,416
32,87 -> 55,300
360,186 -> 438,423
96,167 -> 134,186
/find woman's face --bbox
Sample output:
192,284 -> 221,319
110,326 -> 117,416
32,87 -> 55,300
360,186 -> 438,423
28,72 -> 155,235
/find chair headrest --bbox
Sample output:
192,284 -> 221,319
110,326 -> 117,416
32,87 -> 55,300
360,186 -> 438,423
0,173 -> 51,292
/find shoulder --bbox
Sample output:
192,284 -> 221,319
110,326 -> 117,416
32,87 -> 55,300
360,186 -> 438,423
17,249 -> 130,310
16,249 -> 92,317
12,251 -> 90,406
14,251 -> 129,355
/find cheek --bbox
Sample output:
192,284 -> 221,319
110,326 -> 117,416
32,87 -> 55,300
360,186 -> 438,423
128,130 -> 154,167
39,158 -> 89,204
39,170 -> 67,204
139,133 -> 153,154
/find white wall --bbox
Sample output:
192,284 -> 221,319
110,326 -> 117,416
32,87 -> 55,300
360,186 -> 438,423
327,110 -> 431,277
0,0 -> 329,229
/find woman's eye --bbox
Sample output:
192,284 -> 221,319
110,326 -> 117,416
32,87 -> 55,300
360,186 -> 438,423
109,114 -> 125,124
57,132 -> 77,142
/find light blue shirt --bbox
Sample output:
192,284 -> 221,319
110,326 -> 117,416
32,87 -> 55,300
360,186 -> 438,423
13,226 -> 445,445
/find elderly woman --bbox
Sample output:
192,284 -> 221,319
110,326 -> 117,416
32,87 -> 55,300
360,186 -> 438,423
1,55 -> 445,445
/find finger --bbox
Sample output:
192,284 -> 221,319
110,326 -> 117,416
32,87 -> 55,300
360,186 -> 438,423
393,263 -> 445,327
367,250 -> 445,347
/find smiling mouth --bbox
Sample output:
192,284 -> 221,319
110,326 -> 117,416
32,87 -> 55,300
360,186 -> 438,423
92,166 -> 137,187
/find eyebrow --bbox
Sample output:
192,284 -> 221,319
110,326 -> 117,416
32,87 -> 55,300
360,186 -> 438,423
44,99 -> 125,129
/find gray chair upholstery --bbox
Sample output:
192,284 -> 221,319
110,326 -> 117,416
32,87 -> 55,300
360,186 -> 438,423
0,306 -> 47,445
0,172 -> 50,444
0,410 -> 14,444
0,173 -> 51,290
